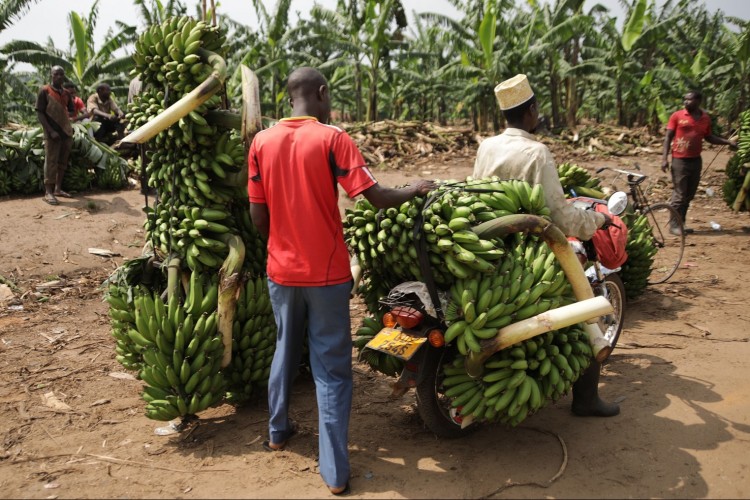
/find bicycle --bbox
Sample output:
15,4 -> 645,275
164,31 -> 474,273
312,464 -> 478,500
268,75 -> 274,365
595,166 -> 685,284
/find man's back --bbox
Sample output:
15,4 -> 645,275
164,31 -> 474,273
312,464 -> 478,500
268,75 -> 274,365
473,128 -> 602,240
248,118 -> 375,286
474,128 -> 550,183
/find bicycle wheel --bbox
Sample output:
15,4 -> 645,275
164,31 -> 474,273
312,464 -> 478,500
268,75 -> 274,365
642,203 -> 685,284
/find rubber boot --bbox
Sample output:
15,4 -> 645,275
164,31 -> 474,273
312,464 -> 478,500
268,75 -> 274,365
571,360 -> 620,417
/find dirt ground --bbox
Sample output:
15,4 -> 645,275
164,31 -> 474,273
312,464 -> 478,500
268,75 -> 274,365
1,143 -> 749,499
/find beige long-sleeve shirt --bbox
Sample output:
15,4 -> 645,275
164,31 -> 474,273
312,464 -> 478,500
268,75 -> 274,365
473,128 -> 604,240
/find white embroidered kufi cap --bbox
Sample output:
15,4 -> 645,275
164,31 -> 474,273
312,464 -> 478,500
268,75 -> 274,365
494,74 -> 534,110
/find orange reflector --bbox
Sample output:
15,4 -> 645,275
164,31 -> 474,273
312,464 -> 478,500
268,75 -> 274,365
382,312 -> 396,328
428,329 -> 445,348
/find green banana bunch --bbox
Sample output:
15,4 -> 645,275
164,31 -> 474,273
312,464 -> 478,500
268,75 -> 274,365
136,270 -> 226,421
106,283 -> 142,371
349,176 -> 596,427
126,89 -> 166,131
441,325 -> 591,426
344,177 -> 551,315
557,162 -> 605,198
619,212 -> 657,298
95,157 -> 129,190
354,316 -> 404,377
722,110 -> 750,211
132,17 -> 226,97
62,163 -> 95,192
108,15 -> 278,422
441,233 -> 571,356
10,164 -> 42,195
224,276 -> 278,403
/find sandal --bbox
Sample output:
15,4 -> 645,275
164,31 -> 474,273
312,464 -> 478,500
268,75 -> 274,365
43,194 -> 59,205
53,190 -> 73,198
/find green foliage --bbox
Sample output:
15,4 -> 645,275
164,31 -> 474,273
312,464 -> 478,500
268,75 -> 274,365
0,0 -> 746,133
0,122 -> 129,195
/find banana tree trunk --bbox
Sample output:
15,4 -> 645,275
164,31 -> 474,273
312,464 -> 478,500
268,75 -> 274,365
549,58 -> 561,129
367,62 -> 379,122
355,62 -> 364,122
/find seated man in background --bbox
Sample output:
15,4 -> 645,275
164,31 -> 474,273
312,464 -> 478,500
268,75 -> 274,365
63,82 -> 88,122
87,83 -> 125,144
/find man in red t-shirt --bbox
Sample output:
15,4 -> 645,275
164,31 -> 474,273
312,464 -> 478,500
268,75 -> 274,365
63,82 -> 87,122
661,91 -> 737,235
248,67 -> 433,496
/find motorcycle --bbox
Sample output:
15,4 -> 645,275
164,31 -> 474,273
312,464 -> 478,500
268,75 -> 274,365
567,191 -> 629,358
357,192 -> 629,438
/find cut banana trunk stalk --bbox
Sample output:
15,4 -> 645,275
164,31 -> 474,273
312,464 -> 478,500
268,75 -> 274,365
205,109 -> 241,129
217,234 -> 245,368
471,214 -> 610,365
240,65 -> 262,144
465,296 -> 613,377
732,169 -> 750,212
350,255 -> 362,299
120,48 -> 227,145
166,257 -> 181,302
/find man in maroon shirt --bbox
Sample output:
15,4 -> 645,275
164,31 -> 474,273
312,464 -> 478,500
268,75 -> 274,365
248,67 -> 434,496
661,91 -> 737,235
36,66 -> 75,205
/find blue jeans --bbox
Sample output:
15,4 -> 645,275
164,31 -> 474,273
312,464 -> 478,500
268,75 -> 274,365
267,279 -> 353,488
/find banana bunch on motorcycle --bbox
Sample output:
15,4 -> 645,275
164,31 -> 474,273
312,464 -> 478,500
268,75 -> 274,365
348,176 -> 631,434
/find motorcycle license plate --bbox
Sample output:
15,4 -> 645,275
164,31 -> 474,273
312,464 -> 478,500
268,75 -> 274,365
365,328 -> 427,361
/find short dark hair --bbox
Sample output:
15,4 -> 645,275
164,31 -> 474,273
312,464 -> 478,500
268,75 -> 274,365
63,82 -> 76,89
687,90 -> 702,101
96,82 -> 111,92
502,94 -> 537,124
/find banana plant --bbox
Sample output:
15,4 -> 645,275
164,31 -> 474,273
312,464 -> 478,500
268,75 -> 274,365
1,1 -> 136,94
133,0 -> 187,26
0,0 -> 41,32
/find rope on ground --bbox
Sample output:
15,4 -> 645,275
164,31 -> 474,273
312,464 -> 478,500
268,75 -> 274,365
480,427 -> 568,499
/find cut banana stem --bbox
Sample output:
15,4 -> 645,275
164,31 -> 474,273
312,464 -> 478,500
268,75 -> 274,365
205,109 -> 241,129
240,65 -> 262,144
166,257 -> 181,302
350,255 -> 363,299
465,296 -> 614,377
732,170 -> 750,212
120,49 -> 227,145
472,214 -> 608,354
583,322 -> 614,363
218,234 -> 245,368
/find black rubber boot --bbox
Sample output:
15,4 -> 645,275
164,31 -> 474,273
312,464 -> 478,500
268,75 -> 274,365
571,360 -> 620,417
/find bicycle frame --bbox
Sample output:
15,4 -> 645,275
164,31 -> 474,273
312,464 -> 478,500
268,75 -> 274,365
597,167 -> 655,214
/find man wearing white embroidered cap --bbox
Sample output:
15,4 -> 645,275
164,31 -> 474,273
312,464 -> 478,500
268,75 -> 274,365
473,74 -> 619,418
475,74 -> 611,240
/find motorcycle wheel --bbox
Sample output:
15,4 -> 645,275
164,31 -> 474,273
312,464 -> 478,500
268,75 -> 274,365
415,345 -> 478,439
596,273 -> 626,361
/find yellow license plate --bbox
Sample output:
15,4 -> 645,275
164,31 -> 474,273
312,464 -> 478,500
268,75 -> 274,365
365,328 -> 427,360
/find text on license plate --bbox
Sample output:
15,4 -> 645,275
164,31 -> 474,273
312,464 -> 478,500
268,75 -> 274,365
365,328 -> 427,360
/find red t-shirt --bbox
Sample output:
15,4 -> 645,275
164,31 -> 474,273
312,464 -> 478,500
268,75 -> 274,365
248,117 -> 377,286
667,109 -> 711,159
72,96 -> 85,116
